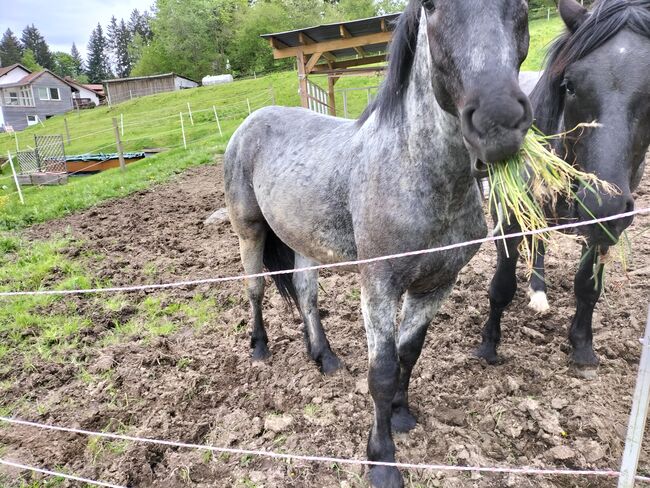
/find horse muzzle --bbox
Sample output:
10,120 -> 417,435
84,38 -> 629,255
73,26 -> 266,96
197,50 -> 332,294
576,190 -> 635,245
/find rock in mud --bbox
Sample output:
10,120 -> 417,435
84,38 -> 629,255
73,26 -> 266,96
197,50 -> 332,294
546,445 -> 576,461
264,414 -> 294,433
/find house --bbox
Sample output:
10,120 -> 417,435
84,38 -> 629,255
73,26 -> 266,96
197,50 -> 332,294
64,77 -> 101,108
0,65 -> 74,132
83,83 -> 106,104
103,73 -> 199,106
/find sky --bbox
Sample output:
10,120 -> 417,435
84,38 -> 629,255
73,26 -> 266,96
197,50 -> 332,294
0,0 -> 153,58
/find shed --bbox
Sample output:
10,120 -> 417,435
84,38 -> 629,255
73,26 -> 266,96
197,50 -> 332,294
261,13 -> 398,116
103,73 -> 199,106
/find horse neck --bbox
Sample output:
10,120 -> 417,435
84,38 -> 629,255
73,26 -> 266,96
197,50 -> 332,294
400,11 -> 472,185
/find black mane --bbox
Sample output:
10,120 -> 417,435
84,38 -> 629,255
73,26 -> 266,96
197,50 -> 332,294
358,1 -> 422,125
532,0 -> 650,134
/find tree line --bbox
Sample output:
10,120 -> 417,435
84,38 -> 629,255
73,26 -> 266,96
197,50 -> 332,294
0,0 -> 593,85
0,9 -> 152,83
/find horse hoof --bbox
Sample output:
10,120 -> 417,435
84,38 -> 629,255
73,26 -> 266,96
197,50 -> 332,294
368,466 -> 404,488
474,343 -> 499,365
319,350 -> 343,375
391,407 -> 417,433
570,348 -> 599,368
251,343 -> 271,362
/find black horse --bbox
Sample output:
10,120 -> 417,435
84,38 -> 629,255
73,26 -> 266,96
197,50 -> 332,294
476,0 -> 650,367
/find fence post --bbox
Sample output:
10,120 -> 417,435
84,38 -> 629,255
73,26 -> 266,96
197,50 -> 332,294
618,307 -> 650,488
63,119 -> 71,145
7,151 -> 24,205
343,91 -> 349,118
187,102 -> 194,126
112,117 -> 126,172
120,113 -> 124,136
548,8 -> 551,20
270,86 -> 276,105
180,112 -> 187,150
213,106 -> 223,137
14,132 -> 19,152
247,98 -> 252,115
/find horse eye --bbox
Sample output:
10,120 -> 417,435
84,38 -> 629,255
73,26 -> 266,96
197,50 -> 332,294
422,0 -> 435,10
563,80 -> 576,95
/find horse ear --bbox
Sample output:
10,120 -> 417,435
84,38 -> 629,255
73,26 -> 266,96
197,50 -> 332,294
559,0 -> 589,33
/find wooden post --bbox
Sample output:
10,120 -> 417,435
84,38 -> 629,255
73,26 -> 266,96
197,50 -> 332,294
246,98 -> 252,115
213,106 -> 223,137
120,113 -> 124,136
180,112 -> 187,150
7,152 -> 24,205
112,117 -> 126,172
296,49 -> 309,109
343,91 -> 349,118
619,307 -> 650,488
187,102 -> 194,126
327,76 -> 338,117
63,118 -> 71,145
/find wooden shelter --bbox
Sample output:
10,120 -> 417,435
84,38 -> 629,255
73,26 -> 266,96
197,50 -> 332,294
261,13 -> 399,116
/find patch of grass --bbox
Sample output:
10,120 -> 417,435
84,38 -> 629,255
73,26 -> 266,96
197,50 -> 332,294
87,435 -> 128,464
523,15 -> 564,72
0,238 -> 98,363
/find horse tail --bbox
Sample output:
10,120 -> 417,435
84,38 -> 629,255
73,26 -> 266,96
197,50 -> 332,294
263,228 -> 298,309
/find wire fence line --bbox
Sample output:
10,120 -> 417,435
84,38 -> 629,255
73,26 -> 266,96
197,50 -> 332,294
0,458 -> 126,488
2,416 -> 649,483
0,206 -> 648,298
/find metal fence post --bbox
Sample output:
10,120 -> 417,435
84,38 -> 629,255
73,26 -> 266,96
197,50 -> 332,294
7,151 -> 24,205
63,118 -> 71,145
618,306 -> 650,488
112,117 -> 126,172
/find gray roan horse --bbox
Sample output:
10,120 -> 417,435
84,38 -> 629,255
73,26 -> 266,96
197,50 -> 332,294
225,0 -> 531,485
476,0 -> 650,368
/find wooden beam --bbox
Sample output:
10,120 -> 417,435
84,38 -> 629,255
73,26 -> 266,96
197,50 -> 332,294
327,76 -> 338,116
298,32 -> 335,62
339,25 -> 366,57
311,54 -> 387,72
305,53 -> 323,73
380,19 -> 387,32
268,37 -> 290,50
296,49 -> 309,109
271,31 -> 392,59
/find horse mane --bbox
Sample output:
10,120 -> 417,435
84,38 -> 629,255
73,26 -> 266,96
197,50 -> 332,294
358,1 -> 422,125
531,0 -> 650,135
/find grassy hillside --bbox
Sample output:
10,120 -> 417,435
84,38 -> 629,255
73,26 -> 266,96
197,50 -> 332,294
0,15 -> 564,231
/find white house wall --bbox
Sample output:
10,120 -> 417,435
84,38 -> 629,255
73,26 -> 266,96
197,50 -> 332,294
0,67 -> 31,86
174,77 -> 198,89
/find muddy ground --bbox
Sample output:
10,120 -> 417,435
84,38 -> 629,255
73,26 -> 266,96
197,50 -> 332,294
1,156 -> 649,488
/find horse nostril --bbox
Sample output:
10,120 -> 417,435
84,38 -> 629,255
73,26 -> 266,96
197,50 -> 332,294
516,95 -> 533,131
624,198 -> 634,214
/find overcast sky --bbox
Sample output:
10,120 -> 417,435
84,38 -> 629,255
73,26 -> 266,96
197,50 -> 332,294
0,0 -> 153,58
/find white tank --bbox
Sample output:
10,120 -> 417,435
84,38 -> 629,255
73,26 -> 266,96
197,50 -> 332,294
202,75 -> 234,86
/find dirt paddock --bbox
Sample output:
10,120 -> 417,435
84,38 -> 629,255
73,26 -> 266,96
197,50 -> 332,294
1,156 -> 649,487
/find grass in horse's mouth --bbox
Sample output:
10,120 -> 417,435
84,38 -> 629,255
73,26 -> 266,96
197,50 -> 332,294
488,124 -> 617,275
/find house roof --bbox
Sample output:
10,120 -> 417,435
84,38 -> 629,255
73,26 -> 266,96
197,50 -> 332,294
0,63 -> 31,78
102,72 -> 199,84
1,69 -> 72,89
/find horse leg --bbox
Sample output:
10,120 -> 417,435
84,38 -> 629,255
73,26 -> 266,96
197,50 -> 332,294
292,254 -> 342,375
361,273 -> 403,488
569,245 -> 603,366
475,234 -> 522,364
527,241 -> 550,313
238,228 -> 271,361
391,288 -> 450,433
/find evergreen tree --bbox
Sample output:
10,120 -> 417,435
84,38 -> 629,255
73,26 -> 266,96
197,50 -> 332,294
70,42 -> 84,76
86,23 -> 112,83
107,15 -> 119,72
21,24 -> 54,69
128,9 -> 153,42
0,29 -> 23,67
114,20 -> 133,78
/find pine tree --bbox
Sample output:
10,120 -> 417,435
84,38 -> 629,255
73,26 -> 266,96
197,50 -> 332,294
107,15 -> 119,72
0,29 -> 23,67
70,42 -> 84,76
21,24 -> 54,70
86,23 -> 112,83
114,20 -> 133,78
